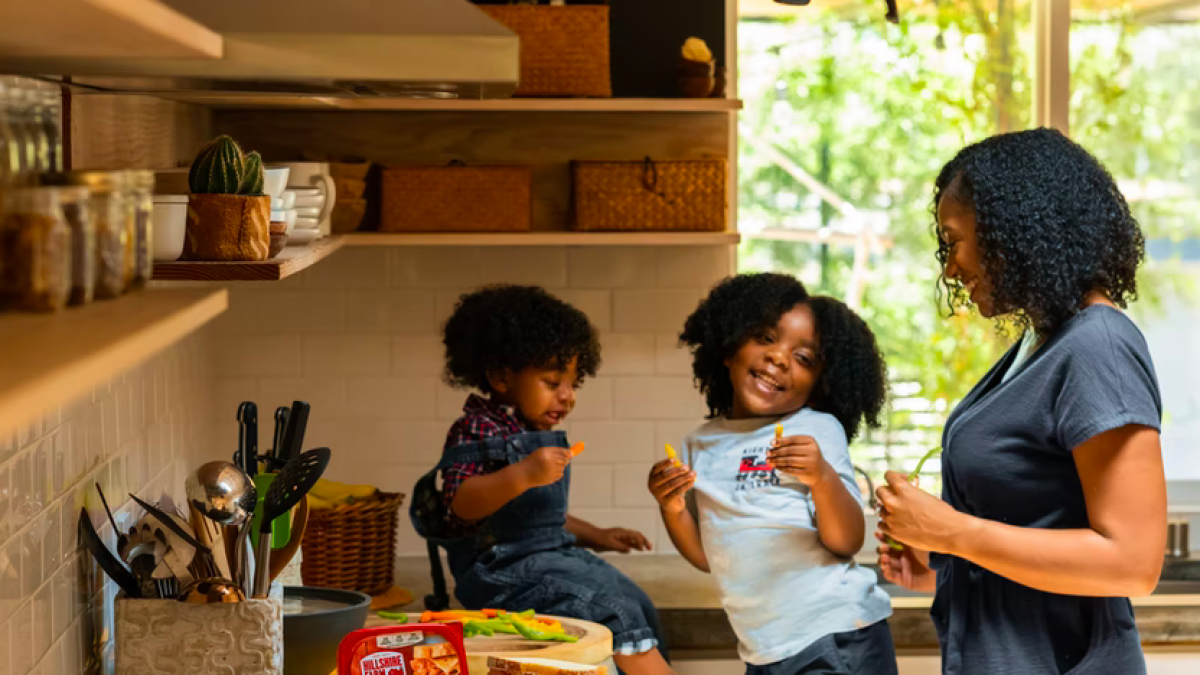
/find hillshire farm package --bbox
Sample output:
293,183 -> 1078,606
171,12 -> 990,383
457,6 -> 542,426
339,625 -> 468,675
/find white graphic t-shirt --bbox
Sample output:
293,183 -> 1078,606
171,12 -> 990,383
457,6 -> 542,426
682,407 -> 892,665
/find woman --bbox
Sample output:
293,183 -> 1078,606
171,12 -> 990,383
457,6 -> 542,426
875,128 -> 1166,675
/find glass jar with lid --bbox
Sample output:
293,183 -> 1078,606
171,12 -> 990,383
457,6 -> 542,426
58,185 -> 95,306
39,170 -> 127,299
0,186 -> 71,312
127,170 -> 154,289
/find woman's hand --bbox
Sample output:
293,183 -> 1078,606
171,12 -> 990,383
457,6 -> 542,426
768,435 -> 835,487
875,532 -> 937,593
648,460 -> 696,515
591,527 -> 653,554
875,470 -> 971,554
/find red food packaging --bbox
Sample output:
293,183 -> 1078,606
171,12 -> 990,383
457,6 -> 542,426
338,624 -> 469,675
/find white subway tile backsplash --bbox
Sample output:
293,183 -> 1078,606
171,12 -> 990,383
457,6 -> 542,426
614,378 -> 707,420
392,335 -> 445,377
32,583 -> 52,666
436,383 -> 472,422
568,377 -> 613,422
303,335 -> 392,376
10,602 -> 32,675
599,334 -> 657,376
656,246 -> 731,287
613,464 -> 656,509
656,421 -> 703,456
391,247 -> 488,290
0,331 -> 212,674
346,377 -> 439,420
215,334 -> 302,378
480,247 -> 569,288
567,422 -> 655,465
346,290 -> 436,334
434,289 -> 469,328
568,247 -> 658,289
222,290 -> 346,334
302,248 -> 389,288
569,466 -> 614,508
258,377 -> 349,420
612,289 -> 708,333
350,421 -> 448,467
654,334 -> 692,376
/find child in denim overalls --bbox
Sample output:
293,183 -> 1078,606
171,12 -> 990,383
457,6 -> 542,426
411,285 -> 672,675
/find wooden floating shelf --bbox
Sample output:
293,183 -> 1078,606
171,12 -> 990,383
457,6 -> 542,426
0,0 -> 223,59
342,232 -> 742,246
0,288 -> 228,439
152,237 -> 345,282
144,94 -> 743,113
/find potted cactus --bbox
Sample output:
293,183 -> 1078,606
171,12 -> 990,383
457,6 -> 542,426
182,135 -> 271,261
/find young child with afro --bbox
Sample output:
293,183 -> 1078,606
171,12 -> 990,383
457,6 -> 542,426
411,284 -> 674,675
648,273 -> 897,675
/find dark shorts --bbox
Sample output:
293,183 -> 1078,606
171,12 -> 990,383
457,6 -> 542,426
457,543 -> 664,656
745,620 -> 898,675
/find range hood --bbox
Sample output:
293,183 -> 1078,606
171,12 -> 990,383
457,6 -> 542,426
3,0 -> 520,99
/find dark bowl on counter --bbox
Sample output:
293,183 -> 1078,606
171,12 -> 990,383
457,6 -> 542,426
283,586 -> 371,675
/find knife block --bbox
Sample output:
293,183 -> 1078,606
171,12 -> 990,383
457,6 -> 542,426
114,585 -> 283,674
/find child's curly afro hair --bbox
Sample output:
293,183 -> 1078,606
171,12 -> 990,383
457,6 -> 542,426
443,284 -> 601,393
679,273 -> 887,441
934,127 -> 1145,335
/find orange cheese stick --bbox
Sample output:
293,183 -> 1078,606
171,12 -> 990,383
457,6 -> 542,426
570,442 -> 585,457
775,424 -> 784,441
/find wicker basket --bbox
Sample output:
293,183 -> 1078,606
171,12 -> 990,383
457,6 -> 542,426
301,491 -> 405,596
381,164 -> 532,233
571,157 -> 728,232
482,5 -> 612,97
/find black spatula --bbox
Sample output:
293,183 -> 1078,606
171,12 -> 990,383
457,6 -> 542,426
252,446 -> 330,597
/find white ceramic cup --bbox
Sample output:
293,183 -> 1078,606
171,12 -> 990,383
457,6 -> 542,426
262,168 -> 291,199
272,192 -> 297,210
270,163 -> 335,229
152,195 -> 189,261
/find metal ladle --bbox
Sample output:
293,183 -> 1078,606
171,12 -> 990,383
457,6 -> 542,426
185,461 -> 257,592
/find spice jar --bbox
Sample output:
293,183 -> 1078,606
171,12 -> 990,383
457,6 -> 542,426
127,170 -> 154,289
58,186 -> 95,306
0,187 -> 71,312
40,170 -> 127,299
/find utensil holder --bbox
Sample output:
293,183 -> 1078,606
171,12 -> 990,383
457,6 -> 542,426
114,586 -> 283,674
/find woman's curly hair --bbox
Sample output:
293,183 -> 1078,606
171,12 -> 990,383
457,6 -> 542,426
679,274 -> 887,441
443,285 -> 601,393
934,127 -> 1145,335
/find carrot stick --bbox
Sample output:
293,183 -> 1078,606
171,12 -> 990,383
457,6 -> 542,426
570,442 -> 585,457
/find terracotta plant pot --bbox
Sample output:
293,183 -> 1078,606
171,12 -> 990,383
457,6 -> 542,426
268,220 -> 289,258
184,193 -> 271,261
679,58 -> 716,98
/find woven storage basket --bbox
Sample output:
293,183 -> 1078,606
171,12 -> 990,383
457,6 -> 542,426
572,158 -> 728,232
301,491 -> 405,596
482,5 -> 612,97
381,164 -> 531,232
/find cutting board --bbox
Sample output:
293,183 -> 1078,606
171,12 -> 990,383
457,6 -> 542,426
361,613 -> 613,674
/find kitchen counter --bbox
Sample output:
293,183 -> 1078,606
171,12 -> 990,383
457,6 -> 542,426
392,555 -> 1200,654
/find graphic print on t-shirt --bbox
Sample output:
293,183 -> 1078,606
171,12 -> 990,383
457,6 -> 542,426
736,445 -> 780,491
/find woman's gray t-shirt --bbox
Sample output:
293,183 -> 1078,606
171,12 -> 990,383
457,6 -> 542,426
931,305 -> 1162,675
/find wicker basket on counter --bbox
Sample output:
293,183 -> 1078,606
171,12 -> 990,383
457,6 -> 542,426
481,5 -> 612,97
381,163 -> 532,232
571,157 -> 728,232
301,491 -> 405,596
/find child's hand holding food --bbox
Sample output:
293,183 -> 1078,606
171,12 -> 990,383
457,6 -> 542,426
648,459 -> 696,515
518,446 -> 573,488
768,433 -> 835,487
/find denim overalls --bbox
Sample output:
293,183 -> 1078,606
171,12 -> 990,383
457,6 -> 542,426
411,430 -> 666,657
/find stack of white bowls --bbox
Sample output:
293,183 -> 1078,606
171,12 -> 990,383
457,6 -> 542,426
269,162 -> 336,246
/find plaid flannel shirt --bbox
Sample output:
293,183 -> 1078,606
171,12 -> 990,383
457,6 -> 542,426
441,394 -> 526,529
